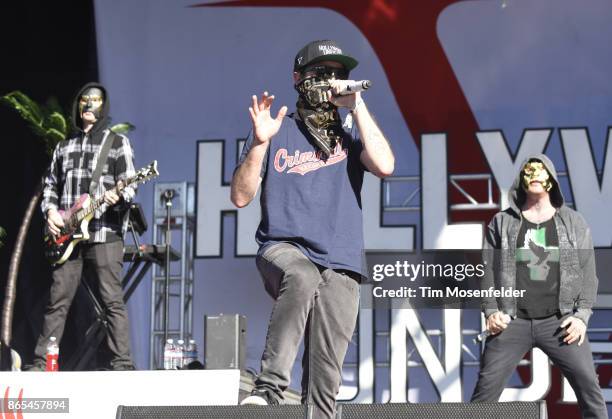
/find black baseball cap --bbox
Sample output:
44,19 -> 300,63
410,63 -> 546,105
293,40 -> 358,72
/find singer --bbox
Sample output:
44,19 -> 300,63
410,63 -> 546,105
471,154 -> 607,419
231,40 -> 394,418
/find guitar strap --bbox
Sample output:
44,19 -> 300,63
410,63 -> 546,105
89,130 -> 119,196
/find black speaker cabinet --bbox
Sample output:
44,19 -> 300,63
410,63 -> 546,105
116,405 -> 307,419
204,314 -> 246,369
117,401 -> 547,419
337,401 -> 547,418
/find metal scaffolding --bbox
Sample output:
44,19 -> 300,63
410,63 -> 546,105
149,182 -> 195,369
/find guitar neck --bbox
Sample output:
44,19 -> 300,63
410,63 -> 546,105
81,181 -> 131,220
91,187 -> 118,213
67,160 -> 158,227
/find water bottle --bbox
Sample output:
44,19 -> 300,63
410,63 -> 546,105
175,339 -> 185,369
45,336 -> 59,372
163,339 -> 175,370
184,339 -> 198,367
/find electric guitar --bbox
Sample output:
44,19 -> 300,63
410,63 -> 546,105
44,160 -> 159,265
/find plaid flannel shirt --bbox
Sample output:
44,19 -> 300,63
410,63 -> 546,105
41,129 -> 137,243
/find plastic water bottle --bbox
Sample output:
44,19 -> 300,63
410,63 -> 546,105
175,339 -> 185,369
45,336 -> 59,372
183,339 -> 198,367
163,339 -> 175,370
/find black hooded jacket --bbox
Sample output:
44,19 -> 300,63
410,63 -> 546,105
41,82 -> 137,243
481,154 -> 598,325
70,82 -> 111,143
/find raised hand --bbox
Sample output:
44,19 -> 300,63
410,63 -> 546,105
248,91 -> 287,145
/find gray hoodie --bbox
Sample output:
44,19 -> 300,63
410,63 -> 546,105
481,153 -> 597,325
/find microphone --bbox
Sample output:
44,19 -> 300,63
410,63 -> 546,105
336,80 -> 372,95
474,313 -> 511,343
161,188 -> 178,204
474,329 -> 491,343
163,189 -> 176,200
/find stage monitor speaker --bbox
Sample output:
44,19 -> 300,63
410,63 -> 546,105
204,314 -> 246,370
337,401 -> 547,418
116,405 -> 309,419
117,402 -> 546,419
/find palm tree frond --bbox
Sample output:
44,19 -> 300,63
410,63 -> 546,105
45,128 -> 66,146
111,122 -> 135,134
1,91 -> 47,137
2,91 -> 70,156
45,112 -> 68,139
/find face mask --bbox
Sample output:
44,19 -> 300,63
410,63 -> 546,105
78,87 -> 104,120
295,64 -> 349,157
295,64 -> 348,108
522,161 -> 553,191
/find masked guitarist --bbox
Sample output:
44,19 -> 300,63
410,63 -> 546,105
29,82 -> 136,371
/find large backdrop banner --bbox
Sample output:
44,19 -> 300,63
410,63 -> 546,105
94,0 -> 612,415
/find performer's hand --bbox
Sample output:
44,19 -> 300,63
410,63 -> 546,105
486,311 -> 511,335
327,81 -> 361,110
249,91 -> 287,145
561,316 -> 587,345
46,208 -> 65,237
104,188 -> 121,206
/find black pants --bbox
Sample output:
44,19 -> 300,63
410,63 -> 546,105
471,313 -> 607,419
33,241 -> 133,369
254,243 -> 360,419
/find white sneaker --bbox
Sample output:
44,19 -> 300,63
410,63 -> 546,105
240,395 -> 268,405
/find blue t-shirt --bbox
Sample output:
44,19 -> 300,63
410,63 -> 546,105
237,113 -> 366,275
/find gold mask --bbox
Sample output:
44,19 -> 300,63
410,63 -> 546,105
522,161 -> 552,191
78,87 -> 104,119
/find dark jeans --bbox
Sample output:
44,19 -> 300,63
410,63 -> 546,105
254,243 -> 360,419
33,241 -> 133,369
471,313 -> 608,419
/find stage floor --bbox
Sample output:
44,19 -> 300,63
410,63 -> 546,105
0,369 -> 240,418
